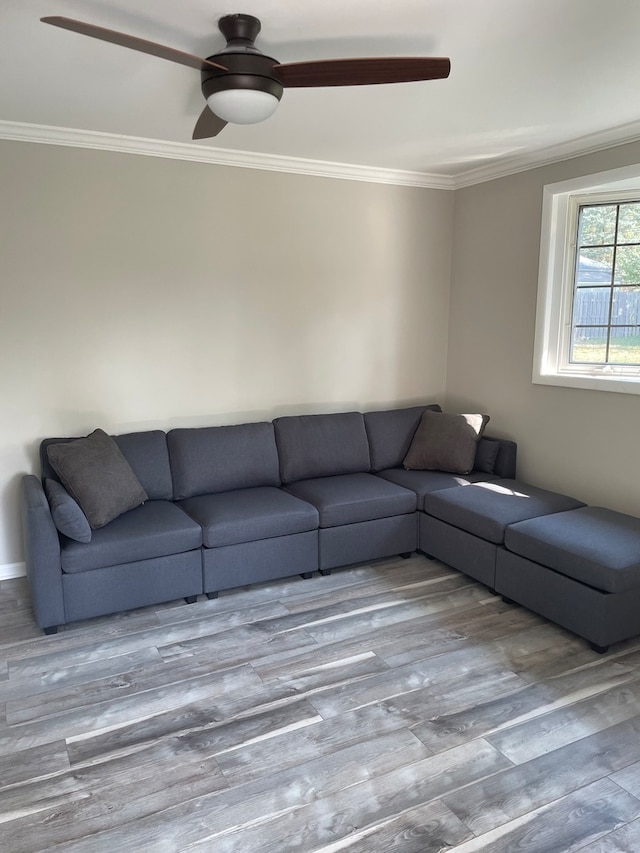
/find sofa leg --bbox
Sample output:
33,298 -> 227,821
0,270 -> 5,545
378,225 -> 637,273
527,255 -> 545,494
399,552 -> 412,559
501,595 -> 517,605
418,549 -> 435,560
206,591 -> 218,600
590,642 -> 609,654
43,625 -> 58,635
300,572 -> 313,580
318,568 -> 332,576
184,595 -> 198,604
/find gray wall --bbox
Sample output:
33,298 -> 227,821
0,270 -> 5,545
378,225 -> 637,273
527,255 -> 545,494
0,140 -> 453,568
446,140 -> 640,515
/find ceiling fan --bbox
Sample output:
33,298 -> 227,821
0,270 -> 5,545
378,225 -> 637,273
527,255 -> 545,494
40,13 -> 451,140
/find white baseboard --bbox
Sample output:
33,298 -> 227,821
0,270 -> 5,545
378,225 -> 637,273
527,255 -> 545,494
0,562 -> 26,580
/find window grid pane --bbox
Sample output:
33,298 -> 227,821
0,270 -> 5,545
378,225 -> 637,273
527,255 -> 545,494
571,201 -> 640,366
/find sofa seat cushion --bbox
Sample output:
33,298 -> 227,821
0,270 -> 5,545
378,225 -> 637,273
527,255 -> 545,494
60,501 -> 203,573
376,468 -> 497,510
422,479 -> 586,545
180,487 -> 319,548
285,473 -> 416,528
504,506 -> 640,594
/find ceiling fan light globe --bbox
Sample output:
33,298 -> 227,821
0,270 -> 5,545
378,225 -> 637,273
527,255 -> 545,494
206,89 -> 279,124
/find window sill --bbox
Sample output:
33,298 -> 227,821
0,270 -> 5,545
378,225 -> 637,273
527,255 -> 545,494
533,369 -> 640,395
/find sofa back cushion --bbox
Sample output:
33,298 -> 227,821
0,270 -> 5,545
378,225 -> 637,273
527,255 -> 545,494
364,404 -> 442,472
168,422 -> 280,499
274,412 -> 370,484
41,430 -> 173,501
113,431 -> 174,500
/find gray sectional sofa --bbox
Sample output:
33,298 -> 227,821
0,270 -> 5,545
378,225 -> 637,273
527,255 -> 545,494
20,403 -> 515,635
21,402 -> 640,653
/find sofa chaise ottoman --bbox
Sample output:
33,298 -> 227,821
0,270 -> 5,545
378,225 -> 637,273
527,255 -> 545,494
420,479 -> 586,589
498,506 -> 640,653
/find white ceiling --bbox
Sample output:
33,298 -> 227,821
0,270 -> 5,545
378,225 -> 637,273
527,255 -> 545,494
4,0 -> 640,182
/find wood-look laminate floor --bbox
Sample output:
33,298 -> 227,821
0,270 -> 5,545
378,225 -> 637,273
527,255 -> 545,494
3,556 -> 640,852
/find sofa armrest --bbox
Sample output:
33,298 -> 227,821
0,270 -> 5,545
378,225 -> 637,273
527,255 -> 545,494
485,437 -> 517,479
21,475 -> 65,631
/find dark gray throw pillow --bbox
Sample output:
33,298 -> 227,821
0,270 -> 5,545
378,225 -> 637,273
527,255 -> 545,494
474,437 -> 500,474
44,479 -> 92,543
403,410 -> 490,475
47,429 -> 148,529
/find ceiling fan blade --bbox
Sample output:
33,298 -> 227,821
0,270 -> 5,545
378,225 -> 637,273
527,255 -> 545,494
275,56 -> 450,88
192,107 -> 228,140
40,16 -> 227,72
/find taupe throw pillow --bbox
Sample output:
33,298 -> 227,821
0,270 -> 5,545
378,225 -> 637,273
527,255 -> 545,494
47,429 -> 148,529
403,410 -> 490,474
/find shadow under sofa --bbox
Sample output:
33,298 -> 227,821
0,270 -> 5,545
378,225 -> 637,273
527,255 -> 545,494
20,404 -> 516,635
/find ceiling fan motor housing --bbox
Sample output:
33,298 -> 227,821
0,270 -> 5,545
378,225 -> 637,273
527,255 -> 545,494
201,14 -> 283,103
200,52 -> 283,102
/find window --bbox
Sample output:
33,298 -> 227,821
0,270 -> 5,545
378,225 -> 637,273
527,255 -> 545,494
571,198 -> 640,367
533,164 -> 640,394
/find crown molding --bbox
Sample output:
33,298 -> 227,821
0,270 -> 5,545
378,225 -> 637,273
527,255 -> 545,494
3,118 -> 640,191
451,118 -> 640,189
0,121 -> 454,190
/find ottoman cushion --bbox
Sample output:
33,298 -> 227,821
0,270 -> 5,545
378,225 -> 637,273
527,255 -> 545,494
504,506 -> 640,594
422,479 -> 585,544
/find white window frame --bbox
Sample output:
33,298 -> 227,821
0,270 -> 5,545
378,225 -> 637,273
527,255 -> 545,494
533,162 -> 640,395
